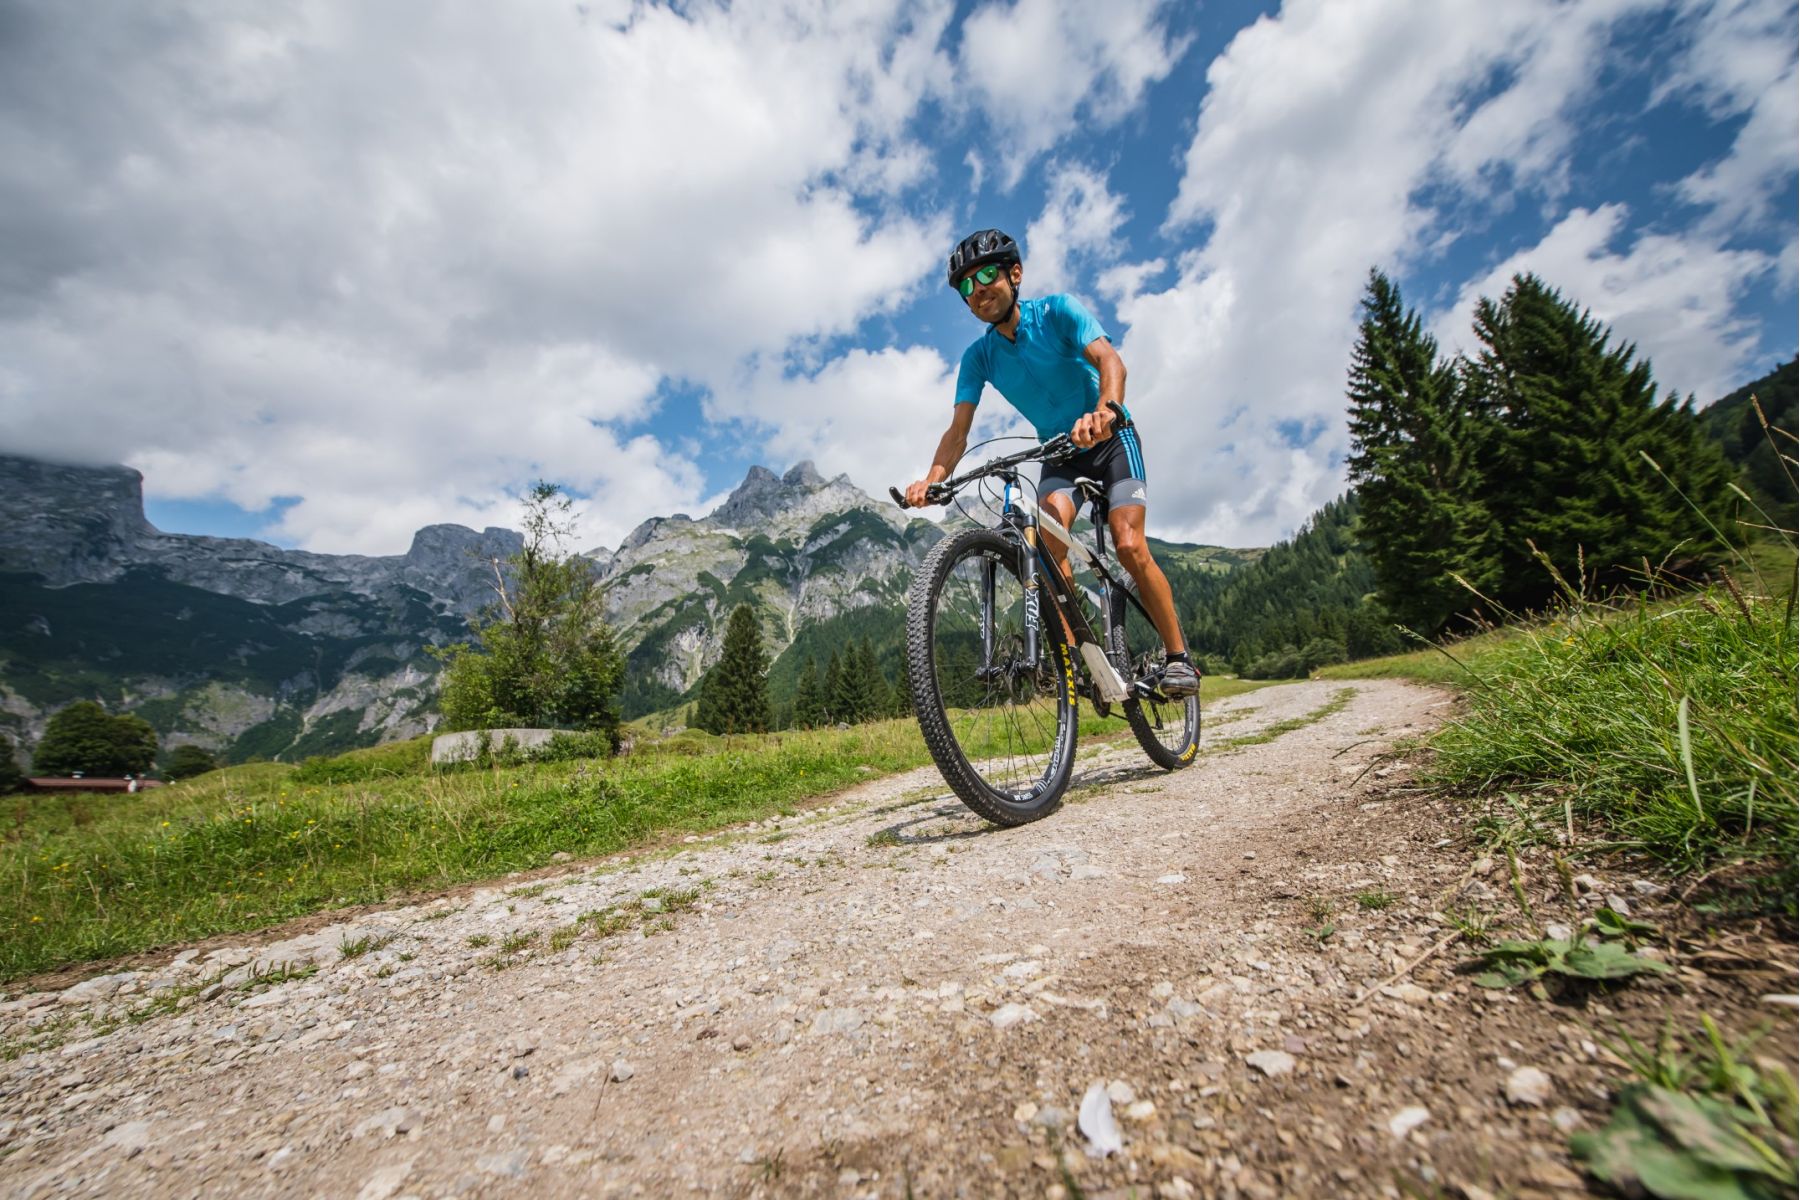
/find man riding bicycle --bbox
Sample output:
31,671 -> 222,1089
904,228 -> 1199,698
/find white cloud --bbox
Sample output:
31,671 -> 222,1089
1023,163 -> 1129,295
1660,0 -> 1799,231
703,345 -> 1034,514
0,0 -> 955,553
956,0 -> 1189,187
1096,0 -> 1779,548
1428,205 -> 1776,402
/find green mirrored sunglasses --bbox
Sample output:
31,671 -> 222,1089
956,263 -> 1004,297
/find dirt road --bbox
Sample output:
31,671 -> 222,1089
1,680 -> 1783,1198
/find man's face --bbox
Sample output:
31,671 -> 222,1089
957,261 -> 1018,323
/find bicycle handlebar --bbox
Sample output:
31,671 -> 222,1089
889,402 -> 1132,510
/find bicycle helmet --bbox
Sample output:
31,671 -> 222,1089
946,229 -> 1021,289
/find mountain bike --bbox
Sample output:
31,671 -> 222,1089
888,416 -> 1201,826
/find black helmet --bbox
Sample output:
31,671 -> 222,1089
947,229 -> 1020,289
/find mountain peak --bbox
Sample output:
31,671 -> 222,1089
713,462 -> 822,526
782,461 -> 826,488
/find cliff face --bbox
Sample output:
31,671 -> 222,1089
0,454 -> 522,609
595,461 -> 940,704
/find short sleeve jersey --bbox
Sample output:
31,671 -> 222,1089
953,294 -> 1130,441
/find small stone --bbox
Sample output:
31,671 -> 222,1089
1245,1050 -> 1295,1078
476,1150 -> 529,1179
101,1121 -> 153,1153
731,1034 -> 752,1052
511,1064 -> 529,1080
990,1003 -> 1037,1030
1106,1081 -> 1137,1105
1387,1106 -> 1431,1138
1032,1106 -> 1070,1129
1013,1101 -> 1038,1123
1505,1066 -> 1553,1107
1124,1100 -> 1157,1121
1604,894 -> 1632,917
1571,874 -> 1603,894
551,852 -> 572,862
1630,879 -> 1665,896
1281,1035 -> 1307,1055
1242,852 -> 1256,860
507,1033 -> 539,1057
355,1160 -> 416,1200
1521,1160 -> 1583,1190
812,1007 -> 865,1036
487,1115 -> 506,1134
1156,874 -> 1187,885
1384,983 -> 1433,1005
1159,1181 -> 1198,1200
1551,1106 -> 1584,1132
609,1059 -> 634,1082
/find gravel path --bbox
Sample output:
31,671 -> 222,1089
1,679 -> 1782,1198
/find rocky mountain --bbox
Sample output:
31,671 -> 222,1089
0,454 -> 525,764
0,454 -> 949,764
594,462 -> 942,717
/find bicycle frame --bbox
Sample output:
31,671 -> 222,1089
983,470 -> 1160,706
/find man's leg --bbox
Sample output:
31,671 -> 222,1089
1107,504 -> 1187,656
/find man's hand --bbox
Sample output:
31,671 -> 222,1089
904,479 -> 937,508
1071,405 -> 1116,448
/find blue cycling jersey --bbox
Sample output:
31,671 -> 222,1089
953,294 -> 1131,441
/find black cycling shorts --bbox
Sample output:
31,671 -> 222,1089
1039,424 -> 1147,513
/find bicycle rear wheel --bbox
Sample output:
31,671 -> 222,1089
907,528 -> 1077,826
1109,585 -> 1200,769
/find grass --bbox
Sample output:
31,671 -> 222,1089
1355,888 -> 1397,911
2,677 -> 1268,981
1320,533 -> 1796,904
1427,572 -> 1795,886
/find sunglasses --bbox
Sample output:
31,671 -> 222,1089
956,263 -> 1005,298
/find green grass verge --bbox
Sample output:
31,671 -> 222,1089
2,677 -> 1266,980
1426,580 -> 1795,883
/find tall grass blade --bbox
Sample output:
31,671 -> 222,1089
1677,695 -> 1703,822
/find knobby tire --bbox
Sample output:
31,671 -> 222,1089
906,529 -> 1077,826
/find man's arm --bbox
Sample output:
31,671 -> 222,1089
906,403 -> 977,507
1072,336 -> 1127,447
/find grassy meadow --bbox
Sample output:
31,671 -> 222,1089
3,677 -> 1267,981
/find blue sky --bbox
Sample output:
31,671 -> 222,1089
2,0 -> 1793,555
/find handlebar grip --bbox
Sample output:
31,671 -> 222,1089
889,486 -> 909,509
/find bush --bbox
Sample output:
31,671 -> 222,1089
162,744 -> 220,781
32,701 -> 157,777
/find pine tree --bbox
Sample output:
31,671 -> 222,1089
1468,274 -> 1736,607
821,650 -> 844,725
793,657 -> 824,729
0,735 -> 23,794
692,605 -> 771,735
1345,270 -> 1501,632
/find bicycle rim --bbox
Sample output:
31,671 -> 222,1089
907,529 -> 1076,825
1110,588 -> 1200,770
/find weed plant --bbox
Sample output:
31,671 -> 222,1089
1427,563 -> 1796,887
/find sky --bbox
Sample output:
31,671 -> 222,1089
2,0 -> 1794,555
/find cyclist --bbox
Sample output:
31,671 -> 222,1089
904,228 -> 1199,697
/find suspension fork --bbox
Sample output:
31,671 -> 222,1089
1000,475 -> 1044,672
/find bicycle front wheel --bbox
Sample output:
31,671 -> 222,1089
1109,587 -> 1200,770
907,528 -> 1077,826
